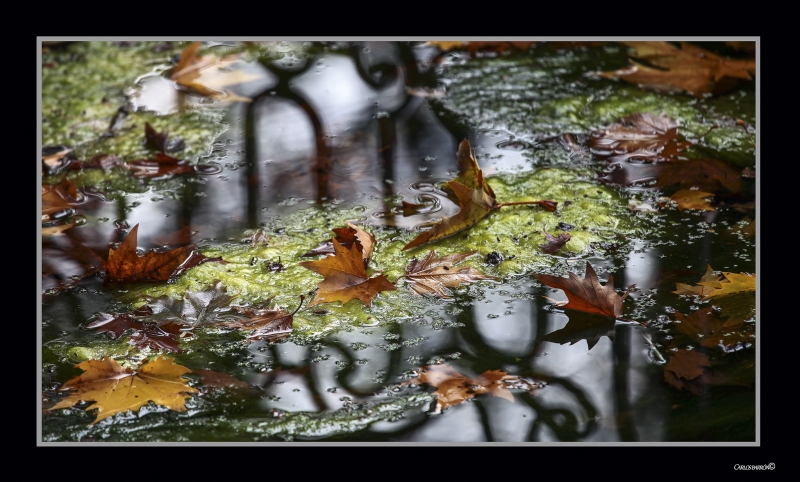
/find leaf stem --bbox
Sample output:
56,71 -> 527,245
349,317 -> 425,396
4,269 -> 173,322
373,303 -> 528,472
496,200 -> 558,212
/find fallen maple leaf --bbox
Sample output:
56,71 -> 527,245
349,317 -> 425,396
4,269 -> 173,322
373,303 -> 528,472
403,364 -> 515,413
104,224 -> 217,283
302,222 -> 375,266
671,307 -> 753,350
218,296 -> 303,341
401,250 -> 496,297
403,140 -> 556,251
674,265 -> 755,300
194,369 -> 249,390
598,157 -> 745,195
539,232 -> 572,254
671,189 -> 715,211
125,152 -> 195,178
673,265 -> 719,297
49,356 -> 198,424
592,41 -> 755,97
299,239 -> 396,307
534,262 -> 634,319
590,112 -> 692,163
170,41 -> 256,102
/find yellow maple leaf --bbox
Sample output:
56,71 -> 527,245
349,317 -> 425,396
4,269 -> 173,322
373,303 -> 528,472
171,41 -> 260,103
699,271 -> 755,299
49,356 -> 198,424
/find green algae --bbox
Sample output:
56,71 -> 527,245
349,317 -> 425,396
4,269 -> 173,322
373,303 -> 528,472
116,166 -> 642,343
436,46 -> 756,167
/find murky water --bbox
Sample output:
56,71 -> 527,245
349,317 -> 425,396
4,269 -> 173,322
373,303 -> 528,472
40,41 -> 757,443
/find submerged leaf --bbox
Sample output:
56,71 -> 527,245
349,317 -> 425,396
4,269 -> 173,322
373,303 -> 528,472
403,250 -> 496,297
404,364 -> 515,413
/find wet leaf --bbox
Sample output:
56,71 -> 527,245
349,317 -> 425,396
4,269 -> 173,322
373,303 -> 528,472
218,297 -> 302,341
104,224 -> 214,283
673,265 -> 719,297
590,112 -> 692,162
403,250 -> 497,297
674,265 -> 755,300
664,349 -> 710,384
403,180 -> 497,251
126,321 -> 185,353
142,280 -> 238,327
125,153 -> 194,178
534,262 -> 634,319
48,356 -> 198,424
592,41 -> 755,97
539,232 -> 572,254
699,270 -> 756,299
171,41 -> 256,102
671,308 -> 753,350
599,157 -> 745,195
144,122 -> 184,153
303,223 -> 375,266
403,140 -> 556,251
299,240 -> 396,307
671,189 -> 715,211
404,364 -> 514,413
42,178 -> 83,236
194,369 -> 250,390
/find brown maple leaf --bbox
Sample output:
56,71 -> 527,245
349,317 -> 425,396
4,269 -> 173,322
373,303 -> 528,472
592,41 -> 755,97
403,140 -> 556,251
534,262 -> 634,319
590,112 -> 692,163
402,364 -> 515,413
299,240 -> 396,307
539,232 -> 572,254
104,224 -> 210,283
302,222 -> 375,266
671,308 -> 753,350
48,356 -> 198,424
661,349 -> 731,395
402,250 -> 497,297
170,41 -> 255,102
194,369 -> 250,391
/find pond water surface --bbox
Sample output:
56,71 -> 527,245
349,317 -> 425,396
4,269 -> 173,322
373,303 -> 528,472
40,40 -> 757,443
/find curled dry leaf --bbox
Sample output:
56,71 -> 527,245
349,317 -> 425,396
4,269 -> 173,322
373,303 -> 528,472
303,222 -> 375,266
48,356 -> 198,424
299,239 -> 396,307
403,250 -> 496,297
403,140 -> 556,251
535,262 -> 634,319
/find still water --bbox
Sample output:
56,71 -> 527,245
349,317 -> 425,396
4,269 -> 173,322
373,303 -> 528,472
40,40 -> 757,443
